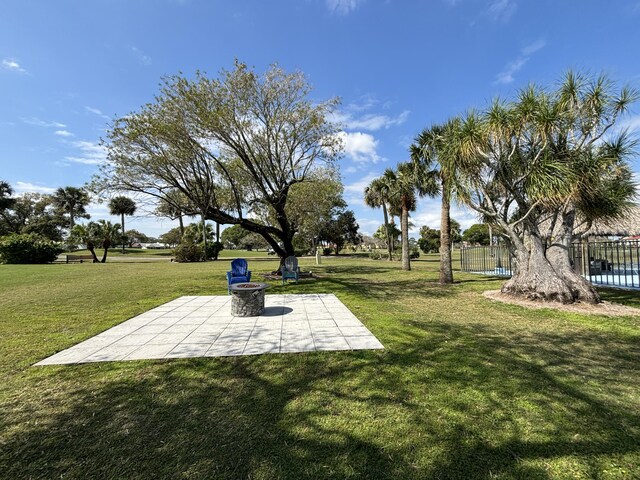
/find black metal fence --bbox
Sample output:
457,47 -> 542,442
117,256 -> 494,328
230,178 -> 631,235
460,240 -> 640,289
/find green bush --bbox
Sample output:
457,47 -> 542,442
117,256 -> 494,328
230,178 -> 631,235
369,250 -> 387,260
0,233 -> 63,264
173,242 -> 204,262
204,241 -> 224,260
323,247 -> 333,256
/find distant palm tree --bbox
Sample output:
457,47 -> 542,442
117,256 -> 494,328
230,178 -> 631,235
109,196 -> 136,253
93,220 -> 121,263
69,224 -> 99,263
364,177 -> 393,260
51,186 -> 91,230
385,163 -> 438,271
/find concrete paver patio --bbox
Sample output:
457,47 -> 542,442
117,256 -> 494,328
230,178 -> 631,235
35,294 -> 384,365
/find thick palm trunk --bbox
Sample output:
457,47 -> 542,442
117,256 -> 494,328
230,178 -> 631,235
401,205 -> 411,271
439,189 -> 453,284
382,203 -> 393,261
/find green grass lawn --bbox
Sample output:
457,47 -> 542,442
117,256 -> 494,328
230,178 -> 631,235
1,255 -> 639,479
65,247 -> 276,258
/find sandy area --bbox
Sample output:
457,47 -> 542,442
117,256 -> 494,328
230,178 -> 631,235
483,290 -> 640,317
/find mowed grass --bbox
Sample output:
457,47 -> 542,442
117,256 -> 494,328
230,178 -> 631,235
66,247 -> 275,258
1,255 -> 639,479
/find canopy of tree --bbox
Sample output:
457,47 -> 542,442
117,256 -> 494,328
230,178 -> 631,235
416,71 -> 637,303
98,61 -> 343,261
462,223 -> 491,245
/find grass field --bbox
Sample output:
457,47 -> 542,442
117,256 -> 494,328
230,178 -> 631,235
1,255 -> 639,479
65,247 -> 275,258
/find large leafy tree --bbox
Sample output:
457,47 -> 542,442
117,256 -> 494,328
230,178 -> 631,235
99,61 -> 342,262
445,72 -> 637,303
2,193 -> 66,241
462,223 -> 491,245
384,163 -> 438,271
318,209 -> 362,254
364,176 -> 394,260
108,196 -> 136,253
51,186 -> 91,230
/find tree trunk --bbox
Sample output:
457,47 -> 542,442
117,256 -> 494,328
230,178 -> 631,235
214,222 -> 220,260
121,213 -> 125,254
401,204 -> 411,271
382,203 -> 393,261
545,209 -> 600,303
501,228 -> 599,304
87,242 -> 99,263
178,213 -> 184,237
101,241 -> 110,263
439,188 -> 453,284
201,215 -> 208,262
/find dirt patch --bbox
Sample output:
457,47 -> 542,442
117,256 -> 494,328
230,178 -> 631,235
483,290 -> 640,317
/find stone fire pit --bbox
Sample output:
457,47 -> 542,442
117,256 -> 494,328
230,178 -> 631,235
229,282 -> 269,316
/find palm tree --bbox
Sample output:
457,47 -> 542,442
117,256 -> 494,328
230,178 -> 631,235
411,122 -> 455,284
51,186 -> 91,230
109,196 -> 136,253
69,224 -> 99,263
93,220 -> 121,263
385,163 -> 438,271
364,177 -> 393,260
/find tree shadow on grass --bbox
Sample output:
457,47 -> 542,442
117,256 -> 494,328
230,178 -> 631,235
4,316 -> 639,479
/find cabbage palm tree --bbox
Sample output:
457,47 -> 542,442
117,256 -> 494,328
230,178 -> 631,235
93,220 -> 121,263
109,196 -> 136,253
51,186 -> 90,230
364,177 -> 393,260
385,163 -> 438,271
69,224 -> 99,263
411,122 -> 455,284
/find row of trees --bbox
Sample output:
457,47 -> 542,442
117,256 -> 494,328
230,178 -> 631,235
397,71 -> 635,304
0,180 -> 143,262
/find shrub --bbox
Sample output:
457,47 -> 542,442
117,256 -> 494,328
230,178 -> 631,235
323,247 -> 333,256
204,241 -> 224,260
0,233 -> 63,264
294,249 -> 308,257
369,250 -> 386,260
173,242 -> 204,262
410,246 -> 420,259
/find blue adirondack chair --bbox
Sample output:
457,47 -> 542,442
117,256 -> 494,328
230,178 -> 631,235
281,256 -> 300,285
227,258 -> 251,293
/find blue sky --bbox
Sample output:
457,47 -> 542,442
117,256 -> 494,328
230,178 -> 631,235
2,0 -> 640,238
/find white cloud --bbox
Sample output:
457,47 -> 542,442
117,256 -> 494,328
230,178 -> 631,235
13,181 -> 56,195
54,130 -> 74,137
344,166 -> 358,174
65,140 -> 107,165
619,115 -> 640,133
20,117 -> 66,128
495,38 -> 546,85
338,131 -> 382,163
85,106 -> 110,120
336,110 -> 411,131
131,46 -> 152,66
344,172 -> 380,208
326,0 -> 364,15
356,217 -> 384,237
2,58 -> 28,74
488,0 -> 517,22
